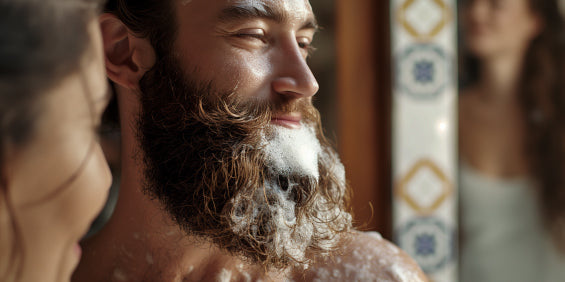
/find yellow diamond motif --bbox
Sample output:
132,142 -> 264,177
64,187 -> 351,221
396,159 -> 452,214
398,0 -> 451,41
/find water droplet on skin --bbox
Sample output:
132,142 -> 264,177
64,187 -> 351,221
217,269 -> 232,282
112,268 -> 128,281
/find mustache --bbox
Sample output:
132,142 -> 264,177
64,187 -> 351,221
193,90 -> 319,129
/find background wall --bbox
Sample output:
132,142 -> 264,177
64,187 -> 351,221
309,0 -> 393,236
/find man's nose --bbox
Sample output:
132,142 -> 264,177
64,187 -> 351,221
271,42 -> 319,99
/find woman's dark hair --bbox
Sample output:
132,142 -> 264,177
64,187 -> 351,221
522,0 -> 565,250
0,0 -> 103,280
0,0 -> 104,146
460,0 -> 565,249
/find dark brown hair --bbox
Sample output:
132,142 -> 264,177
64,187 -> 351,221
0,0 -> 103,280
520,0 -> 565,249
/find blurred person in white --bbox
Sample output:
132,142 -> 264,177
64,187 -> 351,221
0,0 -> 112,281
459,0 -> 565,281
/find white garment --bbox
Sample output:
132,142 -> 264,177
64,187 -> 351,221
459,162 -> 565,282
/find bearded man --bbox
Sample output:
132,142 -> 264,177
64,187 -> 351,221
73,0 -> 427,281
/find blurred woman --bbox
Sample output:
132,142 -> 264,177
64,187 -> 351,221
459,0 -> 565,281
0,0 -> 111,281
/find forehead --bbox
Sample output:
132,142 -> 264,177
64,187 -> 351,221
226,0 -> 314,14
177,0 -> 315,23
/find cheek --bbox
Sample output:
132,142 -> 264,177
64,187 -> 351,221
198,52 -> 275,100
494,13 -> 518,33
493,6 -> 534,34
175,32 -> 277,100
495,18 -> 536,49
232,58 -> 273,99
73,146 -> 111,219
55,144 -> 111,235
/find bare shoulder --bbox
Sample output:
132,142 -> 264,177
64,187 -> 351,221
293,231 -> 428,281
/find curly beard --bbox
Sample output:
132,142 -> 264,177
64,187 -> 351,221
137,55 -> 352,270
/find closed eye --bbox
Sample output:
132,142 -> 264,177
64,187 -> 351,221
297,37 -> 316,57
235,29 -> 267,42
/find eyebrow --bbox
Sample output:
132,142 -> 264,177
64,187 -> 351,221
218,3 -> 319,31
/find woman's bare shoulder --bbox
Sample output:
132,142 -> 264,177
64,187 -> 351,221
292,231 -> 428,281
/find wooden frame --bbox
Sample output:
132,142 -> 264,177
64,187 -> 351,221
336,0 -> 392,237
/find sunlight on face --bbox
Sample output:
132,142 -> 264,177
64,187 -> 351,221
174,0 -> 319,102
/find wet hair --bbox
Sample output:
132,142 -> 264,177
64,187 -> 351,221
0,0 -> 103,280
460,0 -> 565,250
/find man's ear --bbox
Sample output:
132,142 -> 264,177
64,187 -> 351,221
99,13 -> 156,90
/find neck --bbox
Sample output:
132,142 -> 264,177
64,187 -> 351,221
475,50 -> 526,104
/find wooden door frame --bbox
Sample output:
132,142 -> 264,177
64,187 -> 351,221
336,0 -> 392,238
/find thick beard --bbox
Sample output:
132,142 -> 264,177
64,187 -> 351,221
138,56 -> 352,270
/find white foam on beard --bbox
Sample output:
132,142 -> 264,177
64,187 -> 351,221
321,148 -> 346,186
262,123 -> 322,180
230,179 -> 314,263
229,123 -> 351,265
228,123 -> 321,262
264,181 -> 314,260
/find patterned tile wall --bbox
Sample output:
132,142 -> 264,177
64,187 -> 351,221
391,0 -> 458,281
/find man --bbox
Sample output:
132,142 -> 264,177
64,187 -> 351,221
73,0 -> 427,281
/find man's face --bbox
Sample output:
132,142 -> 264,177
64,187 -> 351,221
137,0 -> 351,270
173,0 -> 319,113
